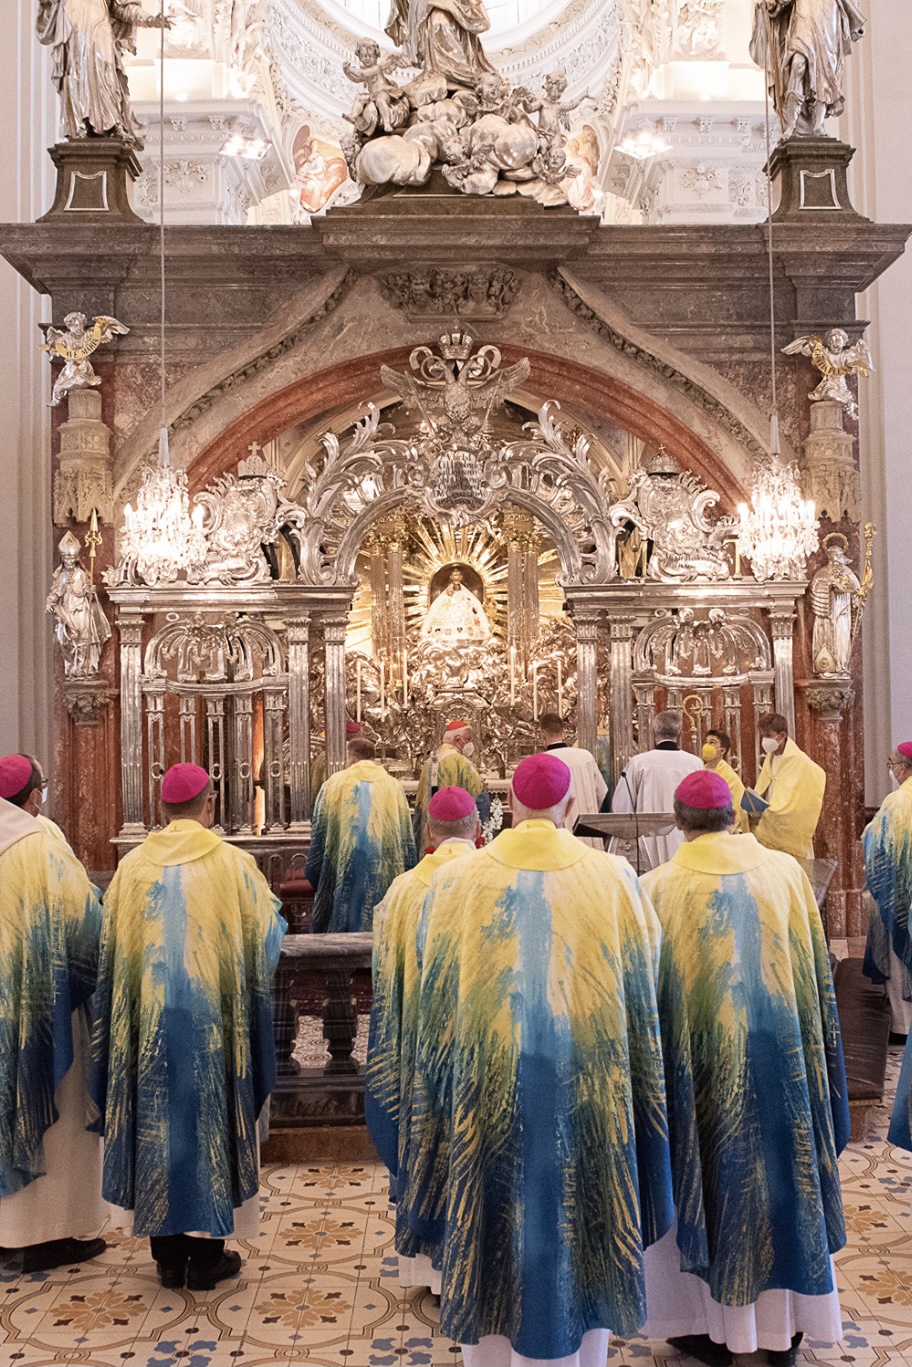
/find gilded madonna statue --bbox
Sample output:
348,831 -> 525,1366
420,567 -> 493,642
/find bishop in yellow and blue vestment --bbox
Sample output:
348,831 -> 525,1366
401,753 -> 674,1367
641,770 -> 848,1367
89,764 -> 286,1289
307,740 -> 416,933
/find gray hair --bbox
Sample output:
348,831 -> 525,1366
654,710 -> 683,741
674,798 -> 734,834
428,811 -> 479,842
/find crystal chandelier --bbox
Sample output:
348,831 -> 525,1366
122,430 -> 206,586
116,1 -> 208,586
735,73 -> 818,584
737,449 -> 818,581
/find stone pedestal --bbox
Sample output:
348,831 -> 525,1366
803,400 -> 860,522
54,389 -> 114,524
62,675 -> 110,726
806,676 -> 857,940
39,139 -> 144,224
769,137 -> 867,222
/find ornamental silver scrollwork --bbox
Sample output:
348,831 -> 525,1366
144,612 -> 284,685
108,333 -> 738,594
634,607 -> 772,683
609,455 -> 737,582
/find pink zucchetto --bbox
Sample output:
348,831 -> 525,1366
512,753 -> 572,809
346,721 -> 362,736
428,786 -> 476,822
445,718 -> 471,733
0,754 -> 33,800
161,763 -> 210,804
676,770 -> 732,809
897,742 -> 912,762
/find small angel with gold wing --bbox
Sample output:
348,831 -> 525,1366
782,327 -> 873,421
40,311 -> 130,406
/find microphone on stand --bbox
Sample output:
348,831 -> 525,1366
619,768 -> 643,877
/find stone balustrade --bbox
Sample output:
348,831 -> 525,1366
270,932 -> 373,1130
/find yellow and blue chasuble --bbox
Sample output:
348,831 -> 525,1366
642,832 -> 849,1307
307,760 -> 416,933
89,820 -> 286,1238
0,801 -> 102,1197
862,776 -> 912,1000
365,839 -> 479,1185
413,745 -> 486,847
402,820 -> 674,1359
754,738 -> 826,858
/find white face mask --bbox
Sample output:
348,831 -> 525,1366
462,741 -> 475,758
761,736 -> 780,755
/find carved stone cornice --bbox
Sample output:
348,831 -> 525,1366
378,268 -> 521,321
1,220 -> 907,362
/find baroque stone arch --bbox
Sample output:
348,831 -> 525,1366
183,342 -> 755,510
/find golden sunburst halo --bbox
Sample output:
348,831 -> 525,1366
345,509 -> 563,656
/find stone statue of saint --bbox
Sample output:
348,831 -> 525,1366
749,0 -> 865,139
421,567 -> 492,643
809,532 -> 861,677
46,531 -> 112,677
36,0 -> 172,151
384,0 -> 496,88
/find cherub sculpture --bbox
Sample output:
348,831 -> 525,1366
343,39 -> 409,136
782,327 -> 873,420
523,71 -> 590,151
39,312 -> 130,406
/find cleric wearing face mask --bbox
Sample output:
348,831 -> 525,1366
413,719 -> 490,849
752,713 -> 826,860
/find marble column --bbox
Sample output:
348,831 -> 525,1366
118,612 -> 146,835
323,615 -> 348,777
807,678 -> 856,940
574,609 -> 601,756
769,610 -> 797,734
286,616 -> 311,829
609,616 -> 635,788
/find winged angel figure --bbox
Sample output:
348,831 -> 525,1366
380,338 -> 531,517
782,327 -> 872,420
40,311 -> 130,405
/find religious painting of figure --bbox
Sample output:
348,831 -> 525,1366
291,124 -> 349,215
421,564 -> 492,641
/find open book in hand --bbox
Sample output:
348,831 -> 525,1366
741,787 -> 770,817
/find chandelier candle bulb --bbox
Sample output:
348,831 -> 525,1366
356,660 -> 362,723
402,649 -> 408,707
533,663 -> 539,721
380,660 -> 386,722
510,645 -> 516,705
557,658 -> 563,716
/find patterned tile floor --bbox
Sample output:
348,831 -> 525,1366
1,1048 -> 910,1367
